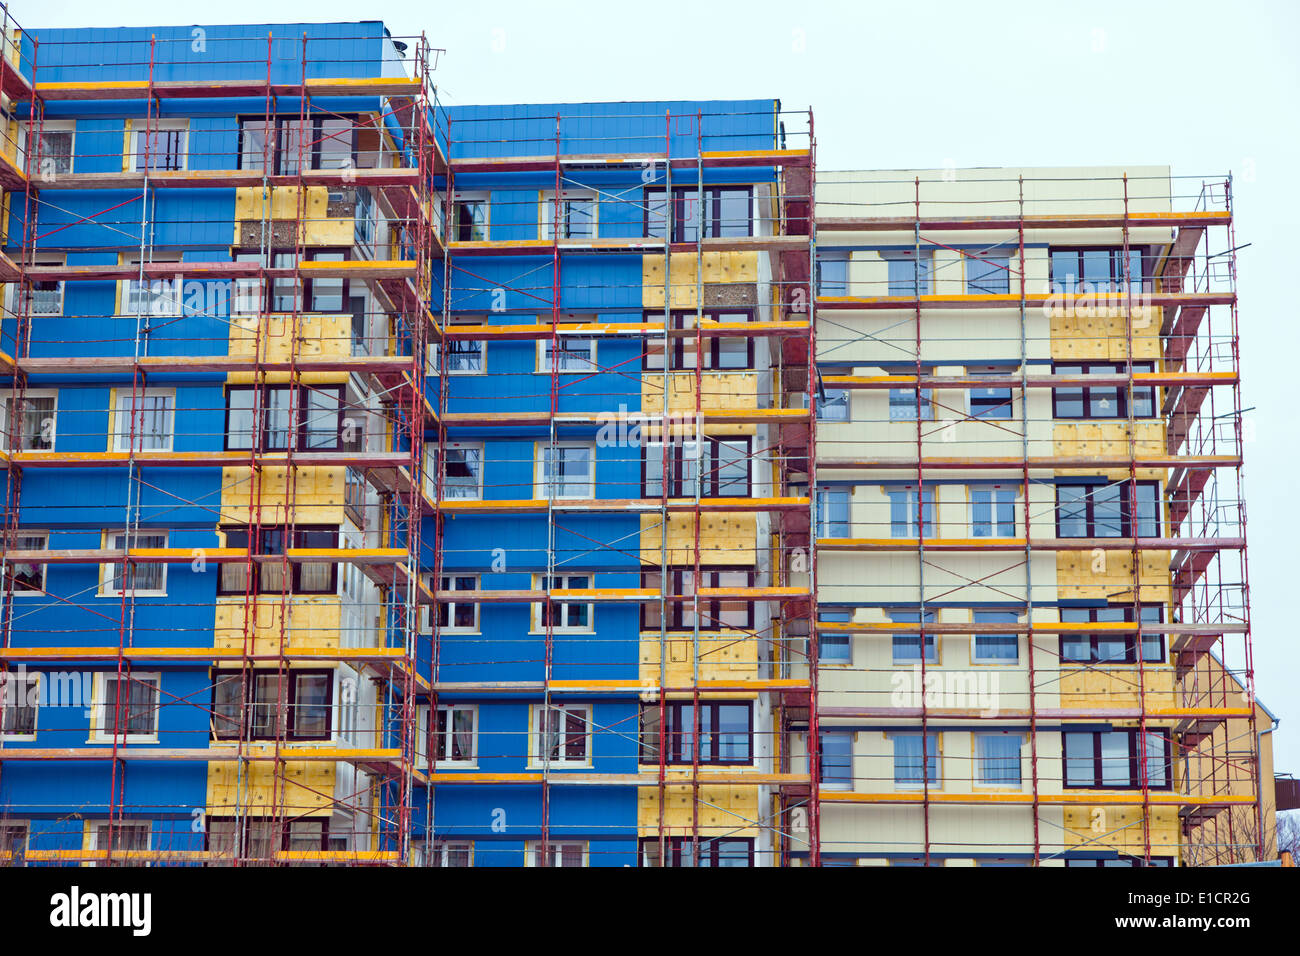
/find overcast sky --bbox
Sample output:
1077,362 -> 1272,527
19,0 -> 1300,779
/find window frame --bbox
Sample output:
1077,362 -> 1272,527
533,574 -> 595,633
887,486 -> 936,538
644,185 -> 754,242
128,118 -> 188,172
971,609 -> 1021,664
818,730 -> 854,790
1062,728 -> 1172,790
530,703 -> 592,768
87,819 -> 153,866
224,383 -> 347,453
211,668 -> 335,743
451,191 -> 490,242
1054,480 -> 1161,539
1049,246 -> 1146,293
639,836 -> 754,867
1,387 -> 58,451
1051,361 -> 1156,420
540,188 -> 599,240
0,671 -> 39,740
974,732 -> 1023,787
1059,604 -> 1165,665
964,253 -> 1012,294
638,700 -> 754,767
8,530 -> 48,596
236,115 -> 360,174
639,567 -> 756,632
537,335 -> 598,374
525,840 -> 589,867
110,387 -> 176,453
216,525 -> 341,597
99,530 -> 168,597
889,609 -> 937,665
891,731 -> 940,787
641,309 -> 755,371
535,441 -> 596,500
424,573 -> 481,635
90,671 -> 162,743
641,436 -> 752,499
970,484 -> 1017,537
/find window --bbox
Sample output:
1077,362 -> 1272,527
975,733 -> 1022,786
818,252 -> 849,295
1059,605 -> 1164,664
887,486 -> 935,538
225,384 -> 346,452
971,485 -> 1016,537
541,190 -> 598,239
8,532 -> 47,594
885,251 -> 933,295
641,836 -> 753,867
101,531 -> 167,596
537,443 -> 594,499
819,610 -> 852,663
440,444 -> 484,500
424,704 -> 477,765
645,186 -> 752,241
111,388 -> 175,452
972,610 -> 1020,663
230,249 -> 352,315
120,257 -> 183,316
640,568 -> 754,631
535,575 -> 593,632
1063,729 -> 1170,789
1052,362 -> 1156,419
0,822 -> 28,863
1064,855 -> 1174,868
968,368 -> 1013,419
890,609 -> 937,664
539,336 -> 596,373
889,383 -> 933,421
819,731 -> 853,790
817,487 -> 851,538
218,526 -> 339,596
93,673 -> 161,741
420,841 -> 473,867
238,116 -> 358,173
817,386 -> 850,422
642,437 -> 750,498
643,310 -> 753,371
22,119 -> 74,177
532,704 -> 590,766
2,390 -> 57,451
207,817 -> 332,865
13,253 -> 64,315
1055,481 -> 1160,538
639,701 -> 752,766
212,669 -> 333,742
893,732 -> 939,786
426,575 -> 480,634
965,253 -> 1011,294
0,671 -> 38,738
452,192 -> 489,242
89,821 -> 152,866
1050,246 -> 1145,293
526,841 -> 588,867
130,119 -> 187,171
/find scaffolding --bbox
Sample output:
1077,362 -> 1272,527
810,168 -> 1260,865
0,10 -> 441,864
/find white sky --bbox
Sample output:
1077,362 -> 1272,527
19,0 -> 1300,778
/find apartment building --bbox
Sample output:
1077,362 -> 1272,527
0,9 -> 1264,866
806,168 -> 1264,865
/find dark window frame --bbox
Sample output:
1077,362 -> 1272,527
1051,362 -> 1156,420
210,667 -> 334,742
224,383 -> 347,453
1054,479 -> 1161,539
236,115 -> 360,174
640,567 -> 757,631
641,309 -> 755,371
639,835 -> 754,867
231,247 -> 352,314
216,524 -> 341,596
643,185 -> 754,241
1049,245 -> 1147,292
1062,727 -> 1172,790
640,435 -> 753,498
1059,604 -> 1166,664
638,700 -> 754,766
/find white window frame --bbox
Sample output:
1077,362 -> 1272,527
529,702 -> 593,769
418,702 -> 478,768
535,441 -> 595,500
99,530 -> 169,597
532,573 -> 594,634
8,530 -> 48,596
974,732 -> 1024,788
8,252 -> 66,316
128,118 -> 189,172
89,671 -> 162,744
537,335 -> 597,374
86,819 -> 153,867
439,442 -> 485,500
19,119 -> 75,178
0,671 -> 39,740
438,316 -> 486,375
413,840 -> 474,867
111,387 -> 176,452
119,255 -> 185,317
424,573 -> 480,635
1,388 -> 58,451
539,188 -> 599,240
451,190 -> 490,242
0,821 -> 29,863
524,840 -> 589,867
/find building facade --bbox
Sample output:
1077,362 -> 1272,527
0,11 -> 1265,865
